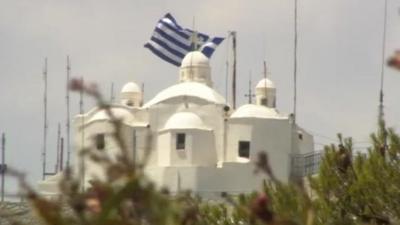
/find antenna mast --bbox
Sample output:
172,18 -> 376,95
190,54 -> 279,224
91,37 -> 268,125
231,31 -> 237,109
293,0 -> 298,123
56,123 -> 61,173
263,60 -> 268,105
42,58 -> 48,180
1,133 -> 5,202
80,76 -> 84,114
66,56 -> 71,168
225,33 -> 231,102
110,82 -> 115,103
379,0 -> 388,122
79,76 -> 85,190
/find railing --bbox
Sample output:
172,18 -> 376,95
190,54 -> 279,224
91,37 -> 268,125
290,151 -> 321,177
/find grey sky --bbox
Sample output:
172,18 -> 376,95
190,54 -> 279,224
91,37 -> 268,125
0,0 -> 399,196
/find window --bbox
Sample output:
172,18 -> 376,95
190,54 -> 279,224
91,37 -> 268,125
238,141 -> 250,158
298,131 -> 303,140
176,133 -> 186,150
261,98 -> 268,106
96,134 -> 105,150
126,100 -> 134,107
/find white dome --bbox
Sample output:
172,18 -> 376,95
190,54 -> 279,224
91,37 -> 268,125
164,112 -> 209,130
256,78 -> 275,89
231,104 -> 286,119
121,82 -> 141,93
143,82 -> 226,108
181,51 -> 209,68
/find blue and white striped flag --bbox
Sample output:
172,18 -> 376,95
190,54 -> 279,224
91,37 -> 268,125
144,13 -> 225,66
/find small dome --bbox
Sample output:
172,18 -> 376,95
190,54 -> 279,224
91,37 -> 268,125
164,112 -> 209,130
231,104 -> 285,119
121,82 -> 141,93
181,51 -> 209,68
256,78 -> 275,89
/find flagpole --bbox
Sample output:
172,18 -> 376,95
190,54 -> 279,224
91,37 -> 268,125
66,56 -> 71,168
42,58 -> 48,180
293,0 -> 298,124
231,31 -> 237,109
1,133 -> 5,202
379,0 -> 388,122
225,33 -> 230,102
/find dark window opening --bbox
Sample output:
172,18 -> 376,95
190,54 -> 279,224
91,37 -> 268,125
96,134 -> 105,150
298,132 -> 303,140
261,98 -> 268,106
176,133 -> 186,150
126,100 -> 134,107
238,141 -> 250,158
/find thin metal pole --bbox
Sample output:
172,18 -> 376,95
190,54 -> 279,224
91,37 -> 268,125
110,82 -> 115,103
225,33 -> 230,102
1,133 -> 5,202
231,31 -> 237,109
263,60 -> 268,106
141,83 -> 144,106
379,0 -> 388,122
60,138 -> 64,171
66,56 -> 71,168
79,76 -> 85,190
293,0 -> 298,123
56,123 -> 61,173
42,58 -> 48,180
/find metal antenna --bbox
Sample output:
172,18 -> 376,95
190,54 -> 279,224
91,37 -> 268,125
66,56 -> 71,168
60,138 -> 64,171
79,76 -> 84,114
225,32 -> 231,102
79,76 -> 85,190
141,83 -> 144,106
263,60 -> 268,105
1,133 -> 5,202
293,0 -> 299,123
42,58 -> 48,180
263,60 -> 268,80
56,123 -> 61,173
379,0 -> 388,122
110,82 -> 115,103
231,31 -> 237,109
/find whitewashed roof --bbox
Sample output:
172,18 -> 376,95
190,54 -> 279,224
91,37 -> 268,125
163,111 -> 209,130
181,51 -> 209,68
256,78 -> 275,89
121,82 -> 141,93
231,104 -> 286,119
143,82 -> 226,108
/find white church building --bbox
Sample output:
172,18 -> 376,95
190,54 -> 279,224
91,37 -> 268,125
38,51 -> 319,198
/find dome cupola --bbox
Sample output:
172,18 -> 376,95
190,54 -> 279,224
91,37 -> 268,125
120,82 -> 142,107
255,78 -> 276,108
179,51 -> 212,87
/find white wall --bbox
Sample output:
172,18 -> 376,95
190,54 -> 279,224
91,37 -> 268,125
227,118 -> 293,181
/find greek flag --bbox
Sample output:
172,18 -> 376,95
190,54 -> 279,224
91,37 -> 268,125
144,13 -> 225,66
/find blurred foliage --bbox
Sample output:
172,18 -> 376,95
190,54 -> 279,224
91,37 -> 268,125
2,79 -> 400,225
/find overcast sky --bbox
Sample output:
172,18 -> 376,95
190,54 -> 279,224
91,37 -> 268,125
1,0 -> 400,196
